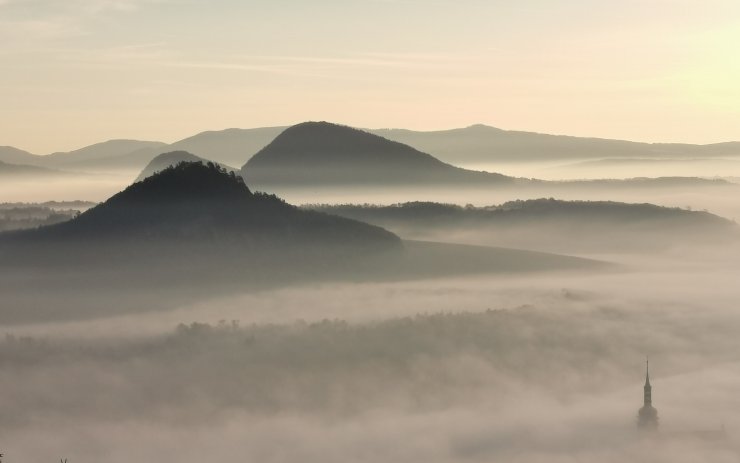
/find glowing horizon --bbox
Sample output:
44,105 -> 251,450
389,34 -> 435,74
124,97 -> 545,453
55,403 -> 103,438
1,0 -> 739,153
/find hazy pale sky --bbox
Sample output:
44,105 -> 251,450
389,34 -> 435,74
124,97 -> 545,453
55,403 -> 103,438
1,0 -> 739,153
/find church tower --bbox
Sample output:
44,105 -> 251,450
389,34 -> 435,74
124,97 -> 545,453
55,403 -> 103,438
637,358 -> 659,431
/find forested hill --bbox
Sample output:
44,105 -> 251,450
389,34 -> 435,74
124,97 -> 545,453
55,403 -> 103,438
309,199 -> 737,253
3,161 -> 401,248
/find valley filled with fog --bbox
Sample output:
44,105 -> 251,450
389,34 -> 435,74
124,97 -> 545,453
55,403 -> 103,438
1,123 -> 740,462
4,260 -> 740,462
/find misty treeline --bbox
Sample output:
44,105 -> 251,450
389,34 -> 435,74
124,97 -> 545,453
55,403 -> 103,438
306,199 -> 738,254
307,198 -> 734,225
0,205 -> 79,232
2,303 -> 738,427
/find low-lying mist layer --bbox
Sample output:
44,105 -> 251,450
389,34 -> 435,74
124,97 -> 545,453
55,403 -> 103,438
0,221 -> 738,461
3,293 -> 740,462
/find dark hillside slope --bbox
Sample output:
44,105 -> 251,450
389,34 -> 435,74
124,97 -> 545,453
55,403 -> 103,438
0,162 -> 405,321
0,164 -> 605,324
6,161 -> 400,248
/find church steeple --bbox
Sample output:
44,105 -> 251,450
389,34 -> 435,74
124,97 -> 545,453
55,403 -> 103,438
644,358 -> 652,406
638,357 -> 658,431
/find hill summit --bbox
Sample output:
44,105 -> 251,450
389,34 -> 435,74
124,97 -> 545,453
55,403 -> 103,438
242,121 -> 513,187
7,161 -> 400,248
135,151 -> 238,182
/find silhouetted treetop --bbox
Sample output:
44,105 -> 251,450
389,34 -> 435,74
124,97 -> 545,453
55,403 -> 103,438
124,160 -> 251,201
135,151 -> 239,183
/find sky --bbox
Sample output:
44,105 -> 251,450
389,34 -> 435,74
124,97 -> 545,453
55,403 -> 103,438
1,0 -> 739,153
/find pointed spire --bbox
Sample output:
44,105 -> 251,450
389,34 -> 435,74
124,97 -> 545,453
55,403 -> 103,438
638,357 -> 658,431
645,357 -> 650,386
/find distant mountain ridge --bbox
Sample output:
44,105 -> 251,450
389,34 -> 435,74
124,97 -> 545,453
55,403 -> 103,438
242,121 -> 515,187
372,125 -> 740,164
0,146 -> 41,166
240,122 -> 731,191
0,129 -> 285,173
0,140 -> 168,173
43,140 -> 168,167
5,122 -> 740,178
